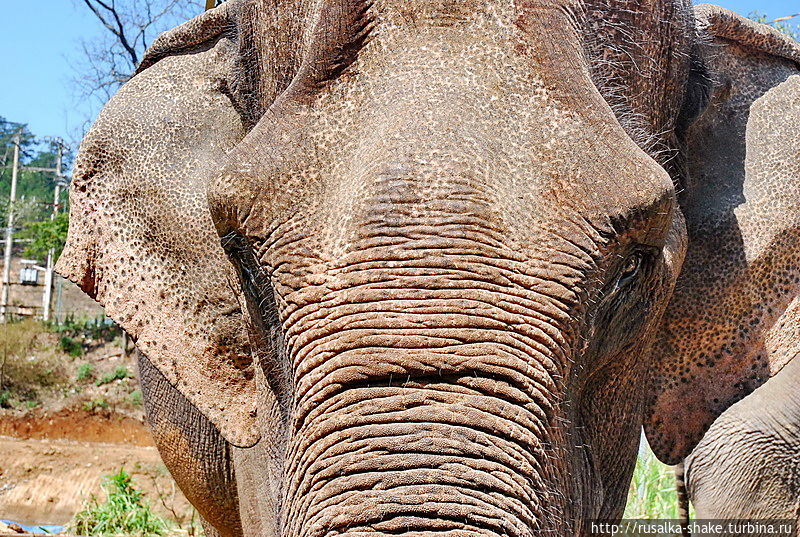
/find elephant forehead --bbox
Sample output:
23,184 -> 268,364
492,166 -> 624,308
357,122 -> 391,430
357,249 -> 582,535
222,35 -> 673,245
211,0 -> 676,259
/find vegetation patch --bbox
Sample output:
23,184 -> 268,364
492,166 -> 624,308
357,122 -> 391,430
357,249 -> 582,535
96,366 -> 130,386
69,469 -> 170,536
77,362 -> 95,382
0,319 -> 66,408
83,398 -> 110,412
624,442 -> 695,519
130,390 -> 144,407
60,335 -> 84,357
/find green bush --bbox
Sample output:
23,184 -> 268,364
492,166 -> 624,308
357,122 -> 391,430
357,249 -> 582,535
60,336 -> 83,357
96,366 -> 130,386
130,390 -> 143,407
69,469 -> 170,536
0,391 -> 11,409
83,398 -> 109,412
50,315 -> 121,344
77,363 -> 95,382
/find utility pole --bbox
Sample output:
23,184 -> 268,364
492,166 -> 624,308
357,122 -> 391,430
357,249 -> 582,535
1,133 -> 20,322
42,141 -> 64,322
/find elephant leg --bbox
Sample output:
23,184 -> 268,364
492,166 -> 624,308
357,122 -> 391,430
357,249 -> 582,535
136,350 -> 244,537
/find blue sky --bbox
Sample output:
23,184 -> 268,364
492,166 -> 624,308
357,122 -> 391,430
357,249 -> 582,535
1,1 -> 798,145
1,2 -> 109,143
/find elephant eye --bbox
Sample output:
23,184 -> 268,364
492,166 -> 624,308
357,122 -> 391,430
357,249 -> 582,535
616,251 -> 644,289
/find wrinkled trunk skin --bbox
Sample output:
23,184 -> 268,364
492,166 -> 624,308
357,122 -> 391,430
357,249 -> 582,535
210,0 -> 689,535
277,263 -> 575,535
248,241 -> 599,536
233,197 -> 654,536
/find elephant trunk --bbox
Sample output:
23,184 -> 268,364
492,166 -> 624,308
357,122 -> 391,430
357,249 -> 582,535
282,349 -> 569,536
263,252 -> 588,535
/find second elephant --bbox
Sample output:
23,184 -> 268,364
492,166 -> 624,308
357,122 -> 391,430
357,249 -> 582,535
665,5 -> 800,533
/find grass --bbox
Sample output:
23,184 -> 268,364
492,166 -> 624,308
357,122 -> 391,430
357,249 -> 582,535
96,366 -> 130,386
69,469 -> 170,536
130,390 -> 143,407
83,398 -> 110,412
59,335 -> 84,357
77,362 -> 95,382
0,319 -> 65,407
624,441 -> 694,520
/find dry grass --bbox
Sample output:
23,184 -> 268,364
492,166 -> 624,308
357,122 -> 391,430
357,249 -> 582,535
0,319 -> 67,407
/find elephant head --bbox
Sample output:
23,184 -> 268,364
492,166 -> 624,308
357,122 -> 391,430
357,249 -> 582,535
57,0 -> 799,534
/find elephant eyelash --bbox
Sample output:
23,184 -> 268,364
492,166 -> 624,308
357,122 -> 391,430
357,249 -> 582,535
611,250 -> 649,294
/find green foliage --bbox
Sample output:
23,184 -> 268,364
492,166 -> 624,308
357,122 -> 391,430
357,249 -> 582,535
96,366 -> 130,386
0,118 -> 72,234
624,443 -> 695,519
748,11 -> 800,40
83,398 -> 110,412
20,212 -> 70,262
130,390 -> 143,407
24,399 -> 38,409
51,315 -> 121,344
0,390 -> 10,409
69,469 -> 170,536
60,335 -> 83,357
77,362 -> 95,382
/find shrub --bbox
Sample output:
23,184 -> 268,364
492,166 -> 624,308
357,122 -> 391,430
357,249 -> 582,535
59,336 -> 83,357
69,469 -> 170,536
50,315 -> 121,344
96,366 -> 130,386
0,391 -> 11,409
83,398 -> 109,412
77,363 -> 95,382
130,390 -> 143,407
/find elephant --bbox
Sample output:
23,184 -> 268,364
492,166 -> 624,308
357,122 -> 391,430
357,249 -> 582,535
676,360 -> 800,534
55,0 -> 800,535
661,6 -> 800,531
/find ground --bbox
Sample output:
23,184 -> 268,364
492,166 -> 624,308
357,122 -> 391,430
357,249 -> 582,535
0,325 -> 198,535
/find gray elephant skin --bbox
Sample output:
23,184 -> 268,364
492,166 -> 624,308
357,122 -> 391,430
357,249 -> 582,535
680,360 -> 800,534
55,1 -> 800,536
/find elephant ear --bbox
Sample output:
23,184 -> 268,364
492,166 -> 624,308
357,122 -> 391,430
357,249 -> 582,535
646,4 -> 800,464
56,2 -> 260,447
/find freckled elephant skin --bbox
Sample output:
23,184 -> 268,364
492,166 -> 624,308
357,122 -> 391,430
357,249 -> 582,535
56,4 -> 257,447
57,1 -> 800,535
647,5 -> 800,463
651,5 -> 800,523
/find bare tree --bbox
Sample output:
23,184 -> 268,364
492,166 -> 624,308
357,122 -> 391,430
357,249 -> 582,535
71,0 -> 204,134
